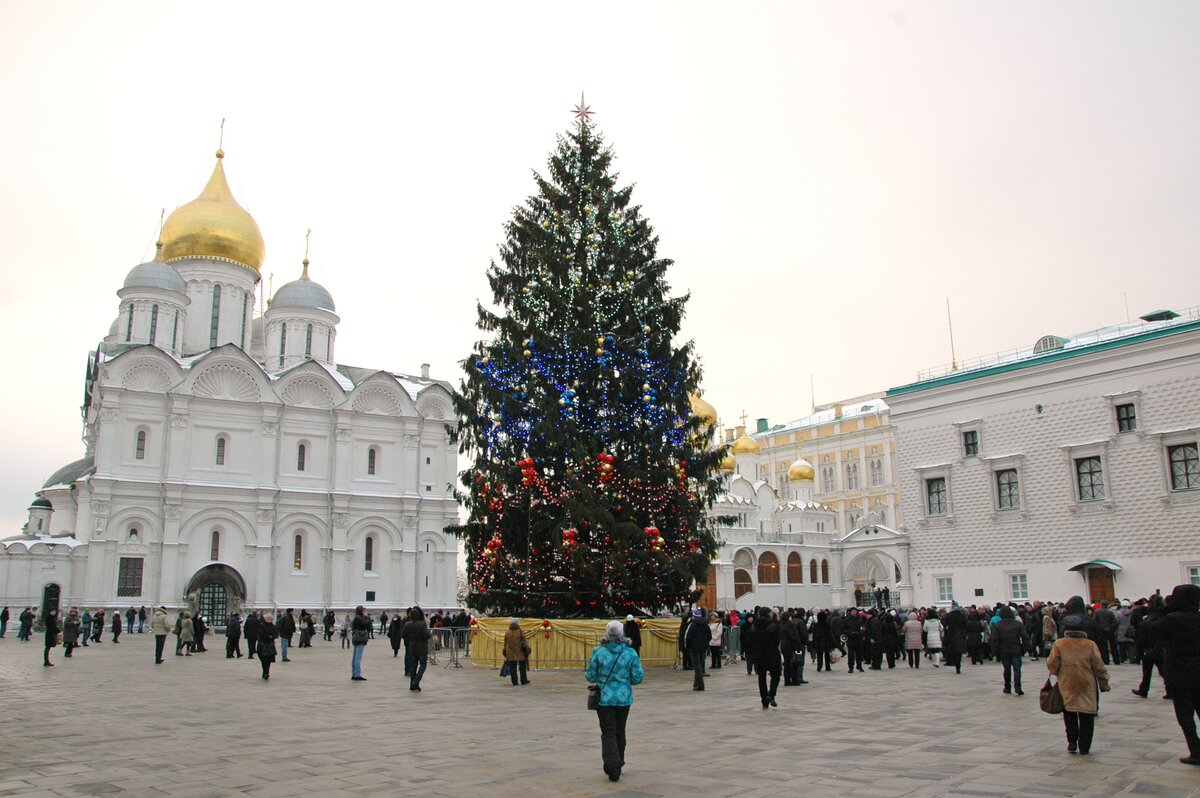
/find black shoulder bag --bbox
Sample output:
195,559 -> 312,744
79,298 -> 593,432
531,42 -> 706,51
588,650 -> 625,711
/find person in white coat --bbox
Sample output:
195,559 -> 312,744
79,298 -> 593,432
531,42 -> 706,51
923,608 -> 944,667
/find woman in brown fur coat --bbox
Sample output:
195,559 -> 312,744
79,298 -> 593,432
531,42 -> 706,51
1047,605 -> 1110,755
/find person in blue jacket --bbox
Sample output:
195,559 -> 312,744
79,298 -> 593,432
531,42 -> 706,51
585,620 -> 645,783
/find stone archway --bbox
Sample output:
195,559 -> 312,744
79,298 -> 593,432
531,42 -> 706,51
845,551 -> 902,608
185,564 -> 247,627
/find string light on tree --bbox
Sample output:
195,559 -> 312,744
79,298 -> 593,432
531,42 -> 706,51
449,98 -> 726,618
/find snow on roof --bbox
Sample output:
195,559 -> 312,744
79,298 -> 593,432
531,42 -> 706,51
2,533 -> 84,551
754,399 -> 889,437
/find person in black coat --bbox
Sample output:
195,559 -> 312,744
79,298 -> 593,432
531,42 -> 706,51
942,604 -> 967,674
878,610 -> 900,670
192,614 -> 207,652
992,604 -> 1027,695
279,609 -> 296,661
1132,596 -> 1167,699
623,615 -> 642,656
752,608 -> 781,708
683,610 -> 711,690
400,607 -> 433,691
43,609 -> 60,667
388,613 -> 405,658
965,610 -> 985,664
1146,584 -> 1200,765
256,613 -> 279,680
740,614 -> 756,674
779,611 -> 803,685
844,609 -> 866,674
811,611 -> 833,672
225,613 -> 243,658
243,612 -> 260,661
111,611 -> 122,643
323,610 -> 336,641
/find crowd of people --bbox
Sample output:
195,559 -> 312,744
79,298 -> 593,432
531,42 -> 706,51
9,586 -> 1197,780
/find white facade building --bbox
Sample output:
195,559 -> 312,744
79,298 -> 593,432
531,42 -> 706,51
690,397 -> 912,611
2,149 -> 461,621
887,308 -> 1200,606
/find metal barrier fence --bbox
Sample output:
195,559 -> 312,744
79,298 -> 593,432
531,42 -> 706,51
429,627 -> 470,668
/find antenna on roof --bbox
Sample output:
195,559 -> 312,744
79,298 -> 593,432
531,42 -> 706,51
809,374 -> 815,414
946,297 -> 959,373
1123,292 -> 1130,323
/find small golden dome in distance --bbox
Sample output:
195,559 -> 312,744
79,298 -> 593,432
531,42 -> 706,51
689,393 -> 717,426
730,427 -> 760,455
718,453 -> 737,472
787,458 -> 815,482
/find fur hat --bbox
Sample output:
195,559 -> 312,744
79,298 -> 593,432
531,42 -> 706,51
692,608 -> 703,618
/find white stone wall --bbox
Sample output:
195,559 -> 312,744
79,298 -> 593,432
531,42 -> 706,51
890,328 -> 1200,605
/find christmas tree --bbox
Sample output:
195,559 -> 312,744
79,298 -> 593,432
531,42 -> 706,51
451,109 -> 725,618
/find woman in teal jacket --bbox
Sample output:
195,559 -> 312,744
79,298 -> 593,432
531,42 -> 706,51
585,620 -> 645,782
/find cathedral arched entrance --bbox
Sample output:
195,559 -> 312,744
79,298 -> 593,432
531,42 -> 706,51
185,564 -> 247,627
845,551 -> 902,607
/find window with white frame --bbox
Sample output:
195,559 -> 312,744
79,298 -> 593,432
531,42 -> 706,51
1115,403 -> 1137,433
821,465 -> 835,493
996,469 -> 1020,510
135,430 -> 147,461
926,477 -> 948,516
962,429 -> 979,457
297,443 -> 307,472
1075,457 -> 1105,501
936,576 -> 954,602
215,436 -> 227,466
845,462 -> 860,490
1009,573 -> 1029,600
1188,565 -> 1200,587
1168,443 -> 1199,491
367,447 -> 378,476
293,533 -> 304,571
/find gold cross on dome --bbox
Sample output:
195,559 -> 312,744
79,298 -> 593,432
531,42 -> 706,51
571,92 -> 595,121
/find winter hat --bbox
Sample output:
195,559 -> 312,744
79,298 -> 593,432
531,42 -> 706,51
1121,599 -> 1132,608
1169,583 -> 1200,612
692,608 -> 703,618
606,620 -> 625,638
626,614 -> 635,622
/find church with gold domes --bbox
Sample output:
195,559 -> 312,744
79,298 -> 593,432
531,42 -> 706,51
2,149 -> 461,621
691,396 -> 913,610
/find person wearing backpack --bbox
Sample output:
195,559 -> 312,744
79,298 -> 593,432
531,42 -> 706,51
585,620 -> 644,783
349,605 -> 371,681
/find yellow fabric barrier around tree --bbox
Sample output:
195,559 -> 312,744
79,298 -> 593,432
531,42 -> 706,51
468,617 -> 683,669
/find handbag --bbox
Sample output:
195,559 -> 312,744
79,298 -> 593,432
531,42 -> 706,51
588,651 -> 625,711
1039,677 -> 1064,714
351,627 -> 369,645
499,661 -> 510,678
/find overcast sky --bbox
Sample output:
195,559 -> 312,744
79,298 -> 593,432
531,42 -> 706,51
2,2 -> 1198,534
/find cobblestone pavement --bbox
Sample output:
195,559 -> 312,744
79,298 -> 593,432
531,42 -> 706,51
1,634 -> 1197,797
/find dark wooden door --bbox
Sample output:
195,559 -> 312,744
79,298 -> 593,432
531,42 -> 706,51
1087,568 -> 1115,604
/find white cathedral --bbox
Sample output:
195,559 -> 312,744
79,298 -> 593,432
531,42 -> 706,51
1,149 -> 461,622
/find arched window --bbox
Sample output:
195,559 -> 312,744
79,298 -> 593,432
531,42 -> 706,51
149,304 -> 159,345
279,322 -> 287,368
293,534 -> 303,570
733,548 -> 754,571
810,559 -> 819,583
367,447 -> 378,476
171,311 -> 179,351
209,284 -> 221,349
758,552 -> 780,584
365,536 -> 374,572
821,559 -> 830,584
125,304 -> 134,342
787,552 -> 803,584
210,529 -> 220,561
297,443 -> 307,472
215,436 -> 227,466
305,324 -> 313,359
135,430 -> 147,460
734,568 -> 753,599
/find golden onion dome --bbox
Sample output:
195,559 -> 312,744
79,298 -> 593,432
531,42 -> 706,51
161,150 -> 265,274
787,457 -> 815,482
689,393 -> 717,426
718,453 -> 736,472
730,429 -> 760,455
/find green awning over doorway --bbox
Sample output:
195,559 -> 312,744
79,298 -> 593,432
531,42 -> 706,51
1068,559 -> 1123,572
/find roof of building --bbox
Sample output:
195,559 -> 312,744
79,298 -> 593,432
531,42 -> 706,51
123,256 -> 186,294
42,456 -> 95,489
888,305 -> 1200,397
753,398 -> 889,439
271,262 -> 335,312
335,365 -> 454,399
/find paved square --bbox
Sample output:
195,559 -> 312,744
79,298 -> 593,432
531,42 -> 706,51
1,635 -> 1197,797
